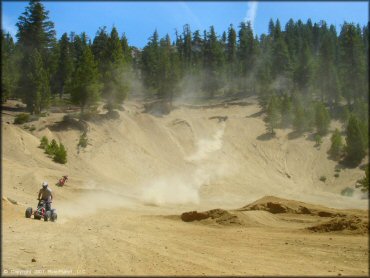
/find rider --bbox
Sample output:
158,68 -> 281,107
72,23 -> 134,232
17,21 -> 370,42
38,181 -> 53,211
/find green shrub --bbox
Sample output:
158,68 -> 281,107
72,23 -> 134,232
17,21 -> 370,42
319,176 -> 327,182
334,173 -> 339,178
78,132 -> 88,148
341,187 -> 354,197
39,136 -> 49,149
329,129 -> 343,160
355,167 -> 369,192
39,136 -> 68,164
29,115 -> 40,122
45,139 -> 59,155
335,168 -> 341,173
314,134 -> 322,146
14,113 -> 30,124
53,143 -> 67,164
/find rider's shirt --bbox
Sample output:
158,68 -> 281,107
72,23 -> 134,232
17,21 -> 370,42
39,188 -> 53,201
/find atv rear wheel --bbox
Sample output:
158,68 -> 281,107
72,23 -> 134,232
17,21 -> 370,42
25,207 -> 32,218
34,212 -> 41,220
44,211 -> 51,222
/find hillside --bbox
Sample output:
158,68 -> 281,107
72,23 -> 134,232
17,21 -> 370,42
2,98 -> 368,276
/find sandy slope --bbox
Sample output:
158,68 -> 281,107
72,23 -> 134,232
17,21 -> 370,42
2,98 -> 368,276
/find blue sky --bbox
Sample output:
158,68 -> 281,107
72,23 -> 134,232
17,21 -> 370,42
2,1 -> 368,48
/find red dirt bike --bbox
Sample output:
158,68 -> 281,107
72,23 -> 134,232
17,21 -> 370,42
56,175 -> 68,187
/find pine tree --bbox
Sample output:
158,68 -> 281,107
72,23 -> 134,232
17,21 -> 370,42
238,21 -> 255,93
315,102 -> 330,135
191,30 -> 203,73
345,115 -> 366,165
280,94 -> 293,128
292,98 -> 306,133
70,46 -> 102,113
294,42 -> 313,92
141,29 -> 160,92
103,26 -> 129,112
182,24 -> 192,71
339,23 -> 366,104
55,33 -> 73,98
316,33 -> 340,105
265,95 -> 280,134
16,0 -> 56,113
16,0 -> 56,55
121,33 -> 132,65
226,24 -> 237,67
329,128 -> 343,160
202,26 -> 224,98
45,139 -> 58,155
91,26 -> 109,76
1,31 -> 18,102
284,18 -> 298,61
71,33 -> 89,67
226,24 -> 237,93
157,34 -> 180,104
26,50 -> 51,114
53,143 -> 67,164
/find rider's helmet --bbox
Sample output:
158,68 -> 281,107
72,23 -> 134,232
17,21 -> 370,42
42,181 -> 48,189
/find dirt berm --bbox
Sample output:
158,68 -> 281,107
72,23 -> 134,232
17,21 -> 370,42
307,216 -> 369,234
181,209 -> 242,225
181,196 -> 369,233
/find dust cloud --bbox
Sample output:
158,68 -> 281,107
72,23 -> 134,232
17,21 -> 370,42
140,122 -> 228,206
56,180 -> 136,222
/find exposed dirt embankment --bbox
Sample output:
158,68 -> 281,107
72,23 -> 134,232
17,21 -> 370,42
307,216 -> 368,234
181,196 -> 368,234
181,209 -> 242,225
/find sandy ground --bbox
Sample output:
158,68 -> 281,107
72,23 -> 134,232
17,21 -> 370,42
2,98 -> 368,276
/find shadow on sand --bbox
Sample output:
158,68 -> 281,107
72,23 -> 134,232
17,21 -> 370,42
257,132 -> 276,141
246,110 -> 264,118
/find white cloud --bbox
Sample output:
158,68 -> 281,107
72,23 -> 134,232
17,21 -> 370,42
244,1 -> 258,30
2,15 -> 17,38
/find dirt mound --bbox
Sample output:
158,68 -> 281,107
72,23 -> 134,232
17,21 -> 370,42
307,216 -> 369,234
240,196 -> 348,217
181,211 -> 209,222
181,209 -> 242,226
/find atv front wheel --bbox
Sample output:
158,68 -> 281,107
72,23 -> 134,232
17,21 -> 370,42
44,211 -> 51,222
51,212 -> 57,222
34,212 -> 41,220
25,207 -> 32,218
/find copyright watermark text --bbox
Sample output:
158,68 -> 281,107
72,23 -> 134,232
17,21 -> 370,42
3,268 -> 86,275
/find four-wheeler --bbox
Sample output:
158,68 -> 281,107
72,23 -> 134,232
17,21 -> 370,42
25,200 -> 57,222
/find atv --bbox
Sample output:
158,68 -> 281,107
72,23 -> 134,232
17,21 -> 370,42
25,200 -> 57,222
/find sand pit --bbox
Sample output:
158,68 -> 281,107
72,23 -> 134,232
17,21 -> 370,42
2,99 -> 368,275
